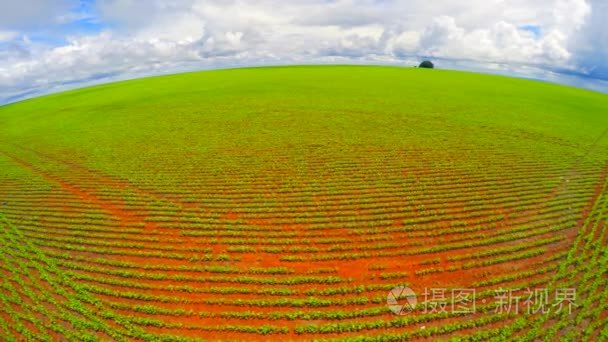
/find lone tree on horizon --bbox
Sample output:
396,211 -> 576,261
419,60 -> 434,69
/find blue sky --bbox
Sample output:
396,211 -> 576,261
0,0 -> 607,104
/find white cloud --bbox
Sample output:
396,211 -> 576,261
569,0 -> 608,79
553,0 -> 591,31
407,16 -> 573,66
0,0 -> 605,104
0,31 -> 18,42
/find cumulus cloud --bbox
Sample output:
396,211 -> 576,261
0,0 -> 605,104
570,0 -> 608,79
401,16 -> 571,66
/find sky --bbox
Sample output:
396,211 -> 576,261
0,0 -> 607,105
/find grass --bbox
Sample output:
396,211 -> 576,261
0,65 -> 607,340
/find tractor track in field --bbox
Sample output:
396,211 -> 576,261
0,149 -> 137,225
0,144 -> 288,266
1,142 -> 199,209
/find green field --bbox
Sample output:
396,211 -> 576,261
0,65 -> 607,341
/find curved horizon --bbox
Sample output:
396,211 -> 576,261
2,62 -> 608,107
1,1 -> 607,105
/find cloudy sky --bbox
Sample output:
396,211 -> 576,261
1,0 -> 607,104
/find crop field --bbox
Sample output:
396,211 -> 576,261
0,65 -> 607,341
